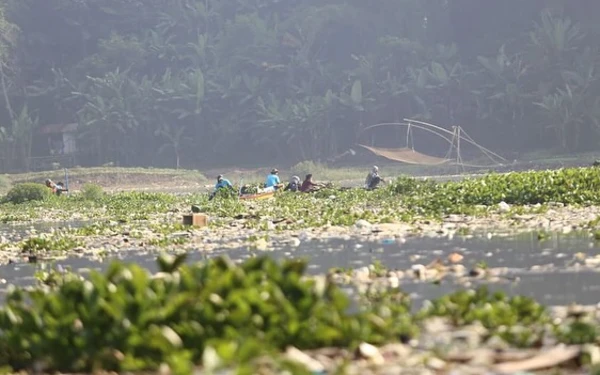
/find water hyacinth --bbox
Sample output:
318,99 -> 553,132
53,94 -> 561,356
2,167 -> 600,228
0,255 -> 597,374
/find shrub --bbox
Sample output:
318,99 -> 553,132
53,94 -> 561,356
2,183 -> 50,204
80,183 -> 104,200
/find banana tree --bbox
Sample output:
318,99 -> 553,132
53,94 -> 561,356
475,44 -> 532,139
0,105 -> 38,169
280,4 -> 355,66
530,9 -> 584,66
149,67 -> 206,166
534,63 -> 600,151
255,92 -> 331,160
534,86 -> 582,151
12,105 -> 37,165
155,0 -> 217,42
336,74 -> 378,144
73,68 -> 146,165
203,69 -> 268,156
404,43 -> 475,123
154,123 -> 192,169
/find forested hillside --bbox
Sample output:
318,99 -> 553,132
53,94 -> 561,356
0,0 -> 599,170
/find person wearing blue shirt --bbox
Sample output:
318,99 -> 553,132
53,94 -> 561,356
265,168 -> 283,190
209,174 -> 233,200
215,175 -> 232,189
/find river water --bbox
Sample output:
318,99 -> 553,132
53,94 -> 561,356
1,229 -> 599,307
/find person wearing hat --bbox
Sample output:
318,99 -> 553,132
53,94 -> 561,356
365,166 -> 385,190
265,168 -> 284,191
209,174 -> 233,200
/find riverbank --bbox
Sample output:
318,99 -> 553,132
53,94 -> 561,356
3,149 -> 600,194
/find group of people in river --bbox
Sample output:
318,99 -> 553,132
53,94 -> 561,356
209,165 -> 386,200
43,165 -> 386,201
263,169 -> 328,193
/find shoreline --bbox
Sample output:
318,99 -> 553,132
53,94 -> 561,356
2,150 -> 599,194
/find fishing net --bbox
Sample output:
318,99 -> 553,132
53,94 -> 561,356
357,120 -> 508,168
357,144 -> 451,165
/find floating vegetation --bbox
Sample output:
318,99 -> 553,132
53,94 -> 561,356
2,167 -> 599,230
0,255 -> 598,374
20,235 -> 82,253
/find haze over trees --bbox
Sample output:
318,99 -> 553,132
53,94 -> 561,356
0,0 -> 599,171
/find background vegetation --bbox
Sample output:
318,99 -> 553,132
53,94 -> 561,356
0,0 -> 599,171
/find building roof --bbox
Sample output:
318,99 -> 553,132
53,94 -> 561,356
39,123 -> 78,134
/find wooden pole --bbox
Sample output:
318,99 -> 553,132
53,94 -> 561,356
406,119 -> 507,162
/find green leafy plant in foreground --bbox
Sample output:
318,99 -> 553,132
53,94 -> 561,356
34,263 -> 84,287
0,254 -> 413,373
554,319 -> 600,345
0,254 -> 594,373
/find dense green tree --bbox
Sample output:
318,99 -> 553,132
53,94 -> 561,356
0,0 -> 599,171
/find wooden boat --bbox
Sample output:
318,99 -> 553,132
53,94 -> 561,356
239,190 -> 276,200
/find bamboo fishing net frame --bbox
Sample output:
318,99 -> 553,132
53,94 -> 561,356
357,119 -> 508,171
